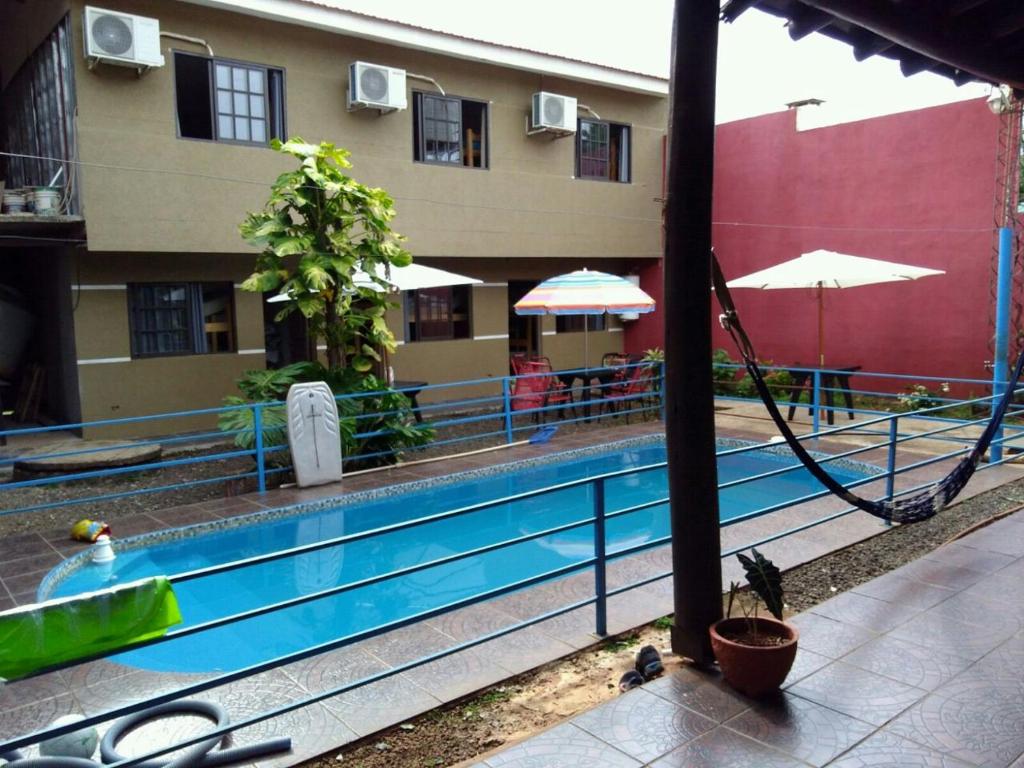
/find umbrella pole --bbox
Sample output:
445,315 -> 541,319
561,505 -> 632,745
817,283 -> 825,368
584,321 -> 590,370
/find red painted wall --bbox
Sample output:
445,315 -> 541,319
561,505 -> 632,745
626,98 -> 1002,390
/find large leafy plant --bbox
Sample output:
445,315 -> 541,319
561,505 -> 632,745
239,138 -> 411,372
218,362 -> 432,471
725,548 -> 786,635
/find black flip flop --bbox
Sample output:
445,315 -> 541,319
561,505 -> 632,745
635,645 -> 663,680
618,669 -> 644,692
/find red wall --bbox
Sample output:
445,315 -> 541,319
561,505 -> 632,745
626,98 -> 1001,389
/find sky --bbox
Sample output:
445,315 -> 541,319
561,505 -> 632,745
327,0 -> 990,125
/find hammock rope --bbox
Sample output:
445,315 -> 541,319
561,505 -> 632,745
710,251 -> 1024,524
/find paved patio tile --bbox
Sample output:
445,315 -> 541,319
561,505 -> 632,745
0,671 -> 73,714
850,573 -> 957,611
925,590 -> 1023,635
885,677 -> 1024,768
0,550 -> 63,580
787,613 -> 878,659
481,722 -> 643,767
786,661 -> 926,726
825,730 -> 976,768
807,590 -> 919,633
921,542 -> 1017,575
572,687 -> 716,763
281,646 -> 441,739
841,635 -> 975,692
650,726 -> 808,767
888,559 -> 988,592
781,648 -> 832,687
0,693 -> 80,741
643,666 -> 753,724
724,691 -> 875,767
888,609 -> 1017,661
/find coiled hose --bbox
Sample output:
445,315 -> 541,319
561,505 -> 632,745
1,700 -> 291,768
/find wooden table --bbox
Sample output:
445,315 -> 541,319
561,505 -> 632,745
555,367 -> 621,420
786,366 -> 860,426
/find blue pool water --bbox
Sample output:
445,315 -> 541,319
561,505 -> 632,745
48,442 -> 868,673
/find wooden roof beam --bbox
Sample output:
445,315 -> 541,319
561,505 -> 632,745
797,0 -> 1024,89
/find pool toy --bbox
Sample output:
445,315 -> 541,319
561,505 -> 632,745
70,520 -> 110,543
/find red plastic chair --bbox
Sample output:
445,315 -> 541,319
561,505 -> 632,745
512,361 -> 573,422
604,364 -> 657,422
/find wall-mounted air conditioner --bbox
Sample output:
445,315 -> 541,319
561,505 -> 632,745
530,92 -> 577,135
348,61 -> 408,112
83,6 -> 165,70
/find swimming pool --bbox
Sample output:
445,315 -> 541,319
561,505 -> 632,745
45,439 -> 871,673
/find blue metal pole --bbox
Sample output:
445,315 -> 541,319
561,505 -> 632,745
660,361 -> 667,420
812,369 -> 821,435
253,403 -> 266,494
885,416 -> 898,501
593,477 -> 607,636
992,226 -> 1013,463
502,377 -> 514,444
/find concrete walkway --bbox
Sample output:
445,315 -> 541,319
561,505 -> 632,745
471,510 -> 1024,768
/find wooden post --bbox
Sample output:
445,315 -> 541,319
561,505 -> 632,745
665,0 -> 723,666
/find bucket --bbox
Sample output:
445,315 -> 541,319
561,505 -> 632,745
2,188 -> 28,214
31,186 -> 61,216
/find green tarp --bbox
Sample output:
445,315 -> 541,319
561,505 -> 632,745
0,576 -> 182,681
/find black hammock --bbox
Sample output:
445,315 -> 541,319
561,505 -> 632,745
711,252 -> 1024,524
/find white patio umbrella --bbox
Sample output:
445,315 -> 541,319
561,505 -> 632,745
725,249 -> 945,367
267,262 -> 481,302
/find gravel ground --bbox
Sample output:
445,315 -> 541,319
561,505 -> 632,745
302,476 -> 1024,768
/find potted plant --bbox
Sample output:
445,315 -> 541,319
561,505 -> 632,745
709,548 -> 798,697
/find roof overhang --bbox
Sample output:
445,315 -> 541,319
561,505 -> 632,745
176,0 -> 669,96
722,0 -> 1024,94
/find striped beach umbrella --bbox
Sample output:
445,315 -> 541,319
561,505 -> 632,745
514,269 -> 655,368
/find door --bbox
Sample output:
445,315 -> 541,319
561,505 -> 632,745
508,281 -> 540,365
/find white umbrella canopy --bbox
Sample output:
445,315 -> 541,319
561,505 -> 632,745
725,249 -> 945,366
267,263 -> 481,302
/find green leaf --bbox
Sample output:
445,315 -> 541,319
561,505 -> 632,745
242,271 -> 283,292
736,549 -> 785,620
350,355 -> 373,372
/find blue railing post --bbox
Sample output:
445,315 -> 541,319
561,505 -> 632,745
812,369 -> 822,435
885,416 -> 898,502
593,477 -> 607,636
253,403 -> 266,494
502,377 -> 514,444
992,226 -> 1013,463
660,361 -> 667,421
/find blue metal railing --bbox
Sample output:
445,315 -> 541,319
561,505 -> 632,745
2,375 -> 1022,756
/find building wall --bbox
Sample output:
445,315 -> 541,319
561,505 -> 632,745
67,0 -> 666,261
626,99 -> 1001,387
0,0 -> 70,88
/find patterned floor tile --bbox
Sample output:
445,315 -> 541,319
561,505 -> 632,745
925,591 -> 1023,635
650,726 -> 807,768
572,687 -> 715,763
482,722 -> 642,767
788,613 -> 878,659
0,693 -> 81,741
724,691 -> 875,767
284,645 -> 442,739
808,590 -> 918,633
885,678 -> 1024,768
841,635 -> 974,691
921,543 -> 1016,575
0,670 -> 72,712
851,574 -> 956,612
782,648 -> 832,687
643,666 -> 753,723
888,610 -> 1017,661
889,559 -> 987,592
787,661 -> 926,726
825,730 -> 976,767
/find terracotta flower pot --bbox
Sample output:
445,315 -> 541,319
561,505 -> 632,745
709,616 -> 799,697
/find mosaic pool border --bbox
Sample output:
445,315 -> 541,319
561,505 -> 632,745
38,433 -> 881,600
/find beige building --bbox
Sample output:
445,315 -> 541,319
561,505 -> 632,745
0,0 -> 667,432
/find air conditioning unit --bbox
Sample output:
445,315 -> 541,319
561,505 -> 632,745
83,6 -> 165,69
348,61 -> 407,112
531,92 -> 577,135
